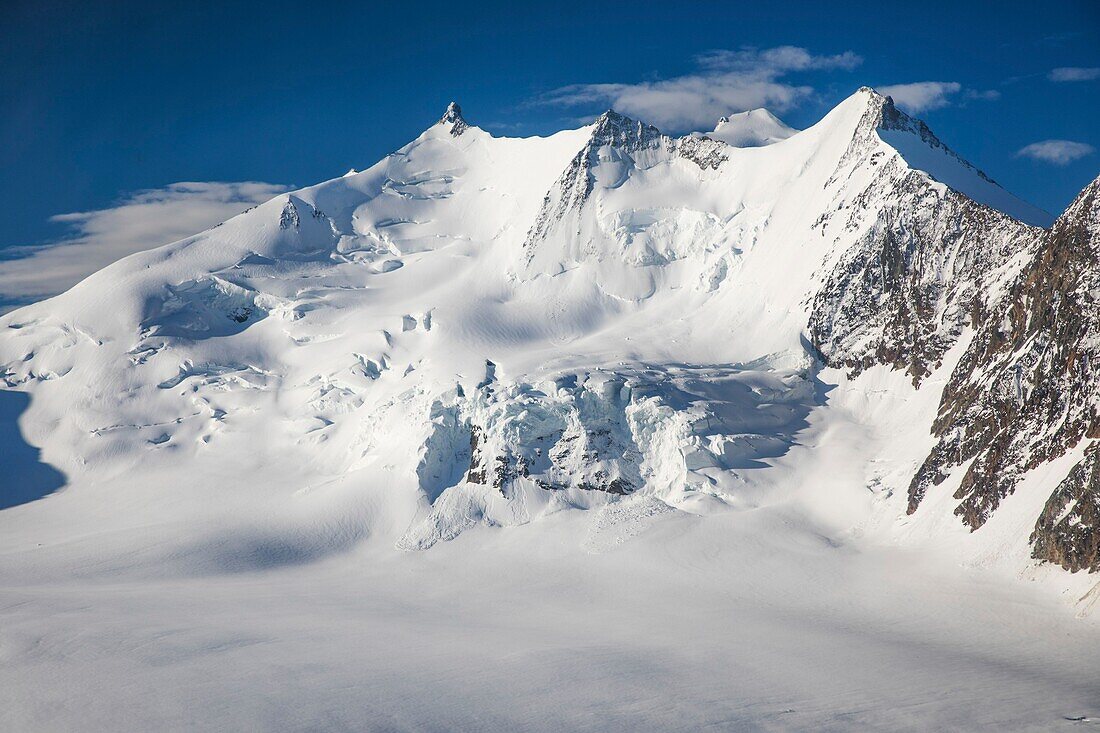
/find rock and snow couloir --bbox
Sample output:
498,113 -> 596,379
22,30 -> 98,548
1,87 -> 1097,586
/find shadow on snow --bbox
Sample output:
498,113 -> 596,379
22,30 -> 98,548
0,390 -> 66,509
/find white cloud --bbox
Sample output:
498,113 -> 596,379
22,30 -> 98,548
965,88 -> 1001,101
1049,67 -> 1100,82
1015,140 -> 1095,165
693,46 -> 862,74
0,181 -> 290,312
876,82 -> 1003,114
537,46 -> 862,131
876,82 -> 962,112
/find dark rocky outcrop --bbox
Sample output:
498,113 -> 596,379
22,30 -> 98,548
439,101 -> 468,137
907,176 -> 1100,541
1032,443 -> 1100,573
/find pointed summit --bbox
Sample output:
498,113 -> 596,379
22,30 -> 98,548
826,86 -> 1053,227
1057,171 -> 1100,227
439,101 -> 468,137
440,101 -> 463,123
588,109 -> 661,149
849,86 -> 963,156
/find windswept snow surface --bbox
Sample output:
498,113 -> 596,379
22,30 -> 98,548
1,90 -> 1097,731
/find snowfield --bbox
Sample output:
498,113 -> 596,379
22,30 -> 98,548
1,88 -> 1098,731
3,512 -> 1100,732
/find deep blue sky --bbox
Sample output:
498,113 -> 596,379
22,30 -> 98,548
2,0 -> 1098,248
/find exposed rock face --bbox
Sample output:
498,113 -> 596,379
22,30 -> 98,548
809,93 -> 1038,383
279,199 -> 301,230
876,94 -> 1000,188
524,111 -> 664,248
439,101 -> 468,137
907,176 -> 1100,541
810,171 -> 1036,383
673,133 -> 728,170
804,93 -> 1100,572
524,110 -> 726,250
1032,443 -> 1100,573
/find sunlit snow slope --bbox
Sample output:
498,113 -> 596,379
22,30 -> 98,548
1,88 -> 1092,591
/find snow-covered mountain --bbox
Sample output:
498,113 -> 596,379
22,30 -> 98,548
703,108 -> 797,147
2,87 -> 1096,589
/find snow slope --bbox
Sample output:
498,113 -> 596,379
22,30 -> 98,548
1,89 -> 1098,731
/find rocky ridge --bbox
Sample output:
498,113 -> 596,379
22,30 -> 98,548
906,176 -> 1100,571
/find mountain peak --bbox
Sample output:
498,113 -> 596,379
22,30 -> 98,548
439,101 -> 468,136
708,108 -> 796,148
588,109 -> 661,148
828,86 -> 1053,227
851,87 -> 961,152
855,85 -> 887,102
1063,172 -> 1100,218
592,108 -> 636,128
1053,172 -> 1100,242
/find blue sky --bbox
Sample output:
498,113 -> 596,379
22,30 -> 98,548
1,0 -> 1097,300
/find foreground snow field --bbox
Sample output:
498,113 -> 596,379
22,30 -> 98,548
2,508 -> 1099,732
2,87 -> 1099,730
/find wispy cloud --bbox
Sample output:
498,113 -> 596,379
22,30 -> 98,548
964,89 -> 1001,102
876,82 -> 960,112
536,46 -> 862,131
1015,140 -> 1095,165
1049,67 -> 1100,82
1037,32 -> 1083,47
876,81 -> 1001,113
0,181 -> 290,313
